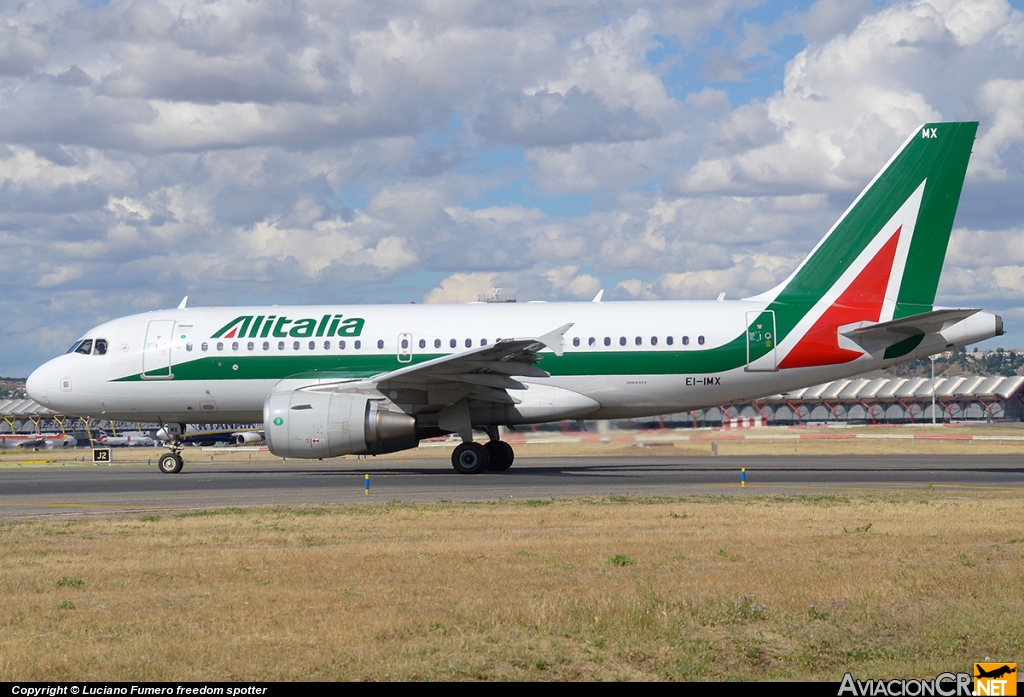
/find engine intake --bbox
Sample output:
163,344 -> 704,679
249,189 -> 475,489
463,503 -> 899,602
234,432 -> 264,445
264,390 -> 417,459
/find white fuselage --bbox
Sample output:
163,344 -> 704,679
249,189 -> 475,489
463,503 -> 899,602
26,300 -> 1001,426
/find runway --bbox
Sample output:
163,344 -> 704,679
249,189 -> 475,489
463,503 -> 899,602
1,453 -> 1022,518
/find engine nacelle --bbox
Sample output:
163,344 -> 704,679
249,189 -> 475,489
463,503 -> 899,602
234,432 -> 264,445
263,390 -> 417,459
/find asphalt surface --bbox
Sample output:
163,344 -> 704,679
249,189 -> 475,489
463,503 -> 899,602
1,453 -> 1022,518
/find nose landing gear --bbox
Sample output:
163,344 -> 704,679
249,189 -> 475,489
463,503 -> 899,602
157,451 -> 183,474
156,421 -> 186,474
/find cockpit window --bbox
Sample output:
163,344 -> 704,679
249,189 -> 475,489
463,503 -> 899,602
74,340 -> 93,355
93,339 -> 108,355
66,340 -> 84,354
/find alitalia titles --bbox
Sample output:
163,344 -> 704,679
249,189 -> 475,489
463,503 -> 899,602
212,314 -> 365,340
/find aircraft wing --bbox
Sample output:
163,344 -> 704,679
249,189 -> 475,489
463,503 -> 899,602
307,323 -> 573,405
840,308 -> 981,341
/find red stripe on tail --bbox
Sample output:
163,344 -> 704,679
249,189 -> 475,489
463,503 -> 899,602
779,227 -> 901,369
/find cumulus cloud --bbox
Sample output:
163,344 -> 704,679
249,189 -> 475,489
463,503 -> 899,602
2,0 -> 1023,376
614,253 -> 799,300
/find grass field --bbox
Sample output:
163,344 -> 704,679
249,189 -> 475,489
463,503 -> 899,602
2,492 -> 1022,681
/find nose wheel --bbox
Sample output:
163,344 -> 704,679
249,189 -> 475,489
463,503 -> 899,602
157,451 -> 183,474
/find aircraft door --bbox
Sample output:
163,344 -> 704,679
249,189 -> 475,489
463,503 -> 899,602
142,320 -> 175,379
745,310 -> 777,372
397,333 -> 413,363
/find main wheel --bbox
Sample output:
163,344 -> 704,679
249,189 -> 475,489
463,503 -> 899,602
158,452 -> 183,474
484,440 -> 515,471
451,442 -> 490,474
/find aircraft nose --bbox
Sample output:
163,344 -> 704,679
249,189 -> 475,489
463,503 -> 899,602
26,363 -> 50,406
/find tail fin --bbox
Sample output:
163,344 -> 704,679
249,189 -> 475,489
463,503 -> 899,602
749,122 -> 977,369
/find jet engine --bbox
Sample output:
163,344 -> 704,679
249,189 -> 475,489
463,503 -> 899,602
234,432 -> 264,445
264,390 -> 417,459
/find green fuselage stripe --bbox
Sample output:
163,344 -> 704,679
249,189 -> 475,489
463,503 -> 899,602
113,334 -> 758,383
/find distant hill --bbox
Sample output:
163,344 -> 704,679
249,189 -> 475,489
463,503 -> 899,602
864,348 -> 1024,380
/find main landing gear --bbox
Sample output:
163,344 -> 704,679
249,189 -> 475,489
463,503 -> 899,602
450,428 -> 515,474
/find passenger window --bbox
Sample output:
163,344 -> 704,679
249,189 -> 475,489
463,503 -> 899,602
419,339 -> 426,349
93,339 -> 108,355
201,342 -> 209,352
354,340 -> 361,349
434,339 -> 441,349
619,337 -> 626,346
604,337 -> 611,346
263,341 -> 270,351
573,337 -> 580,347
324,341 -> 331,350
635,336 -> 641,346
450,339 -> 457,348
231,342 -> 239,351
309,341 -> 316,350
186,342 -> 193,352
401,339 -> 409,349
465,338 -> 472,348
75,340 -> 93,355
698,335 -> 705,345
666,336 -> 673,346
216,342 -> 224,352
377,340 -> 384,349
339,340 -> 346,349
247,341 -> 254,351
589,337 -> 595,347
278,341 -> 285,350
682,336 -> 689,346
480,338 -> 487,346
293,341 -> 300,350
651,337 -> 657,346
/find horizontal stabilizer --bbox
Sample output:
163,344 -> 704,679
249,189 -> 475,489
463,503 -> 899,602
841,308 -> 981,341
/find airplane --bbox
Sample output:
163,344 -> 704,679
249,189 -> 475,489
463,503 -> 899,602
25,121 -> 1004,475
92,428 -> 156,447
154,424 -> 264,446
975,665 -> 1016,680
0,433 -> 78,450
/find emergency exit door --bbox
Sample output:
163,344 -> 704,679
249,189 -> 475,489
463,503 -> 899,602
142,320 -> 175,379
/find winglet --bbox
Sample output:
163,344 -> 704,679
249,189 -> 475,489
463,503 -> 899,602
535,323 -> 574,356
592,290 -> 604,303
177,296 -> 188,310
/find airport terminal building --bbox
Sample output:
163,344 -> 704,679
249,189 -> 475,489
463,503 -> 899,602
653,375 -> 1024,428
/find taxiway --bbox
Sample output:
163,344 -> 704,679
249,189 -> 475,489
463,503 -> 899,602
1,453 -> 1021,518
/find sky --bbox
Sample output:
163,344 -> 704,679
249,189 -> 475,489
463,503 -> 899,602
2,0 -> 1023,377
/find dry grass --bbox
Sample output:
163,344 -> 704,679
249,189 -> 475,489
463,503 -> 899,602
1,493 -> 1022,681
